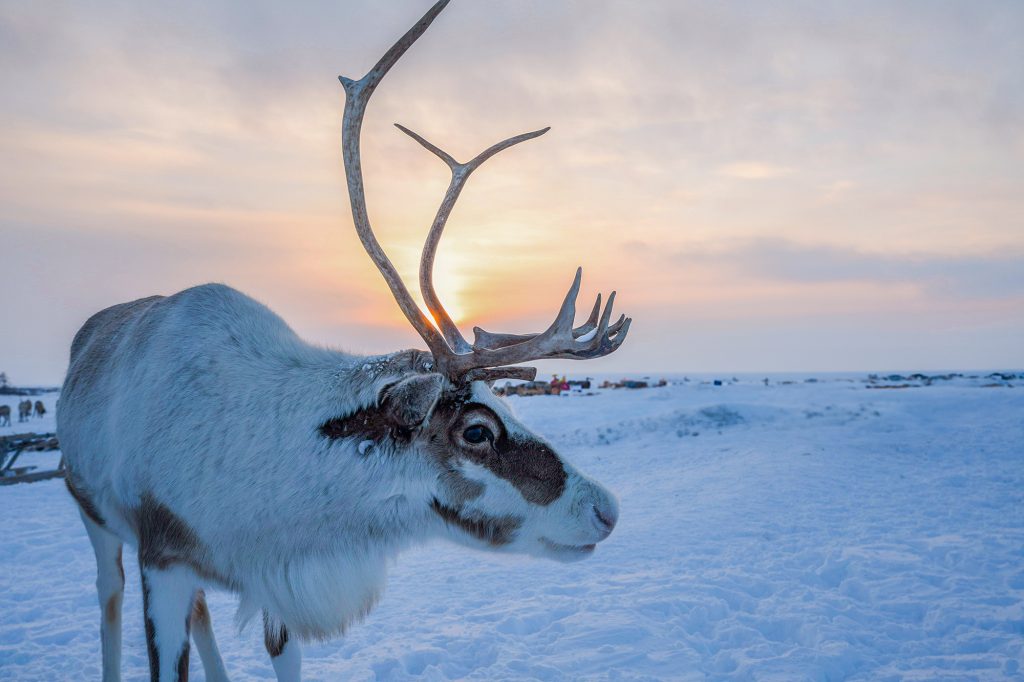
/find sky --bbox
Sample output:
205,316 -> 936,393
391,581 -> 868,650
2,0 -> 1022,385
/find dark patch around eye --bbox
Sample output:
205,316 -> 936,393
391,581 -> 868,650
425,396 -> 568,506
490,434 -> 567,505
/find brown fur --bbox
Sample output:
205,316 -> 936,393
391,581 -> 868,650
263,611 -> 289,658
192,591 -> 211,627
105,594 -> 120,624
430,498 -> 523,546
65,475 -> 106,527
135,494 -> 233,588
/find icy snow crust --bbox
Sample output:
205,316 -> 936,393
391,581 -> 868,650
1,377 -> 1022,680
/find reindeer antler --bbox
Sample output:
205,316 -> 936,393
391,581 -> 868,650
339,0 -> 631,382
396,123 -> 550,355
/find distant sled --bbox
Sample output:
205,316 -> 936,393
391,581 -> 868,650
0,432 -> 63,485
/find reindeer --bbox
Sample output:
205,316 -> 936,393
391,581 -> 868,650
18,399 -> 32,423
34,400 -> 46,418
0,405 -> 10,427
57,2 -> 630,680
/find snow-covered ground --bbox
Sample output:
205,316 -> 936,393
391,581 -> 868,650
1,375 -> 1022,680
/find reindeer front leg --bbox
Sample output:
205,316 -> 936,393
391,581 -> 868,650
190,590 -> 230,682
140,564 -> 198,681
264,610 -> 301,682
80,509 -> 125,682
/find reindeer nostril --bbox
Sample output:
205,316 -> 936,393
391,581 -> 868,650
591,504 -> 617,535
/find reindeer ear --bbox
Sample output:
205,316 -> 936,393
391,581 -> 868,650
380,374 -> 444,429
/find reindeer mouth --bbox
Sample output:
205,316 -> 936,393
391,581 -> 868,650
539,537 -> 597,561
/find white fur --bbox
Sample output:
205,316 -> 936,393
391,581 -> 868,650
143,565 -> 198,680
270,639 -> 302,682
190,595 -> 230,682
58,283 -> 618,680
80,510 -> 124,682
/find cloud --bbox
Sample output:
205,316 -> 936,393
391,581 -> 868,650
717,162 -> 794,180
660,238 -> 1024,300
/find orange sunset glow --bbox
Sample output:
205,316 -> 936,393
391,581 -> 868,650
2,0 -> 1022,384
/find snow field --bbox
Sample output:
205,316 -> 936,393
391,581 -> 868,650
1,378 -> 1022,680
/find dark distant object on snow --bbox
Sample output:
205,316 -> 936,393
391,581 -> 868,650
17,400 -> 32,423
0,432 -> 63,485
0,381 -> 60,397
496,377 -> 602,397
34,401 -> 46,418
495,380 -> 556,397
864,372 -> 999,387
598,378 -> 661,389
0,405 -> 10,427
713,380 -> 722,386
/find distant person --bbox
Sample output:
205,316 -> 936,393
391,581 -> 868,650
34,400 -> 46,418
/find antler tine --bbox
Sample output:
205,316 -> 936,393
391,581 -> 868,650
577,293 -> 603,336
597,290 -> 616,335
472,291 -> 602,351
554,267 -> 583,332
394,123 -> 550,355
394,124 -> 458,168
465,127 -> 551,172
340,0 -> 452,98
338,0 -> 454,363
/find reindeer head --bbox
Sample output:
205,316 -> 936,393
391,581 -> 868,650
332,0 -> 630,561
323,364 -> 620,561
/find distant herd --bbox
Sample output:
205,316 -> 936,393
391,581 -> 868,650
0,399 -> 46,427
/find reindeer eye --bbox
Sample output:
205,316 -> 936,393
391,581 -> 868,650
462,425 -> 493,445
